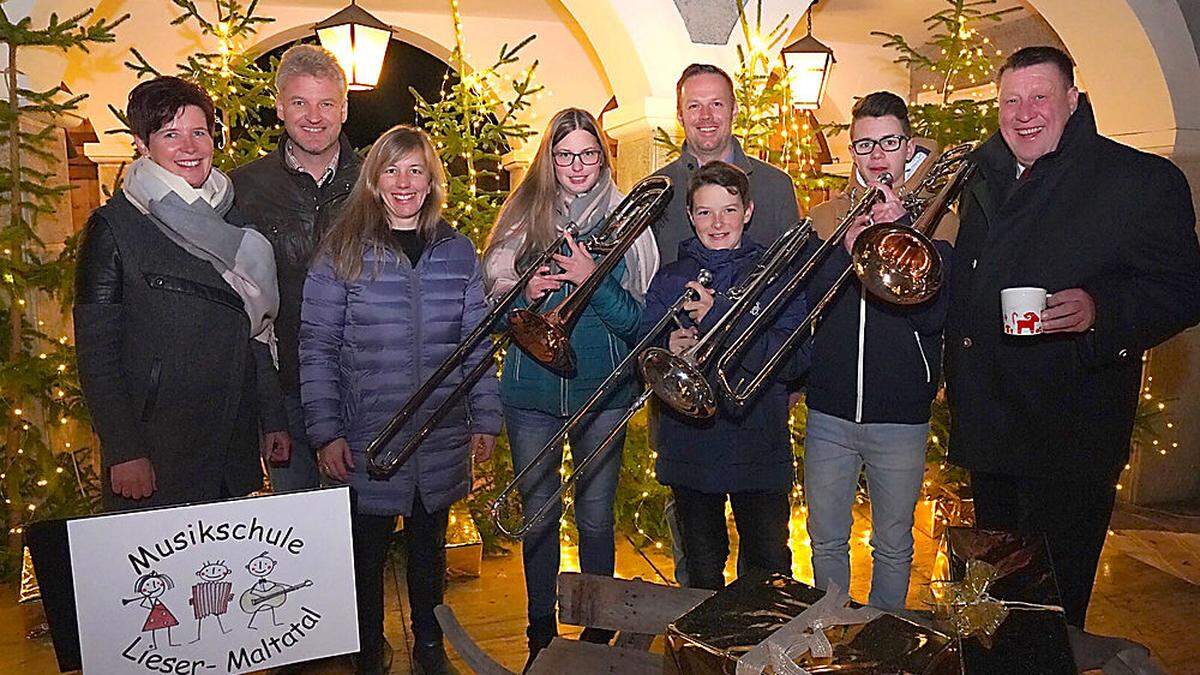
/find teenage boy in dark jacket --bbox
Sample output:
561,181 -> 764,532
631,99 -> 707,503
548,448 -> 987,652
640,161 -> 810,590
803,92 -> 954,610
232,45 -> 362,492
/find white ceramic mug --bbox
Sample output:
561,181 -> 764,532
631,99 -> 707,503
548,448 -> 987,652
1001,287 -> 1049,335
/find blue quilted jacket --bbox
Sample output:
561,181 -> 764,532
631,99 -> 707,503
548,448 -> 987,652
300,221 -> 502,516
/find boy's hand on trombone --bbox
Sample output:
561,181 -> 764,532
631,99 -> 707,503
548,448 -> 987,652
683,282 -> 716,323
845,183 -> 906,254
524,265 -> 562,302
548,231 -> 597,285
870,183 -> 907,224
669,327 -> 699,355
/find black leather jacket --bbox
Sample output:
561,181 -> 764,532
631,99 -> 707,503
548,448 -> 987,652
231,134 -> 362,394
74,192 -> 286,510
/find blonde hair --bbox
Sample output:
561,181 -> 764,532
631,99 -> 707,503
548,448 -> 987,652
484,108 -> 612,276
276,44 -> 347,97
321,125 -> 447,280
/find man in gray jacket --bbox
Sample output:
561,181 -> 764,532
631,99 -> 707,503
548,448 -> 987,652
652,63 -> 800,264
232,45 -> 362,492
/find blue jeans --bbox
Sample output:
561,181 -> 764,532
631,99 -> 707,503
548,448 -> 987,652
803,409 -> 927,610
268,392 -> 320,493
504,405 -> 625,620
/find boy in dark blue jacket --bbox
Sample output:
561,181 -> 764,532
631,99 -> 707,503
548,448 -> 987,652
640,161 -> 810,590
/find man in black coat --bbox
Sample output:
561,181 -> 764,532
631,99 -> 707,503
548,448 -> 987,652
232,45 -> 362,493
944,46 -> 1200,626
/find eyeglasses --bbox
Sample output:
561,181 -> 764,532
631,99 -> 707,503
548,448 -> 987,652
851,134 -> 908,156
552,149 -> 602,167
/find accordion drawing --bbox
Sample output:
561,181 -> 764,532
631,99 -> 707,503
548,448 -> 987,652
190,581 -> 233,619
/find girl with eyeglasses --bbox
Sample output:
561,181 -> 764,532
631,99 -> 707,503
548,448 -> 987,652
482,108 -> 658,669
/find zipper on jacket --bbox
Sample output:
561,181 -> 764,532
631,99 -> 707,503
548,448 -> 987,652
855,286 -> 867,423
560,372 -> 568,416
410,254 -> 423,472
141,357 -> 163,422
914,331 -> 932,383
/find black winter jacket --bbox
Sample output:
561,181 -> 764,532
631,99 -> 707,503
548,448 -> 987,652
944,94 -> 1200,481
74,191 -> 286,511
231,134 -> 361,393
805,241 -> 952,425
641,237 -> 812,494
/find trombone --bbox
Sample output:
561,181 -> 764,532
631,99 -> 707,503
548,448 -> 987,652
714,141 -> 978,408
364,239 -> 563,479
365,175 -> 672,479
491,270 -> 712,538
636,220 -> 819,419
508,175 -> 673,373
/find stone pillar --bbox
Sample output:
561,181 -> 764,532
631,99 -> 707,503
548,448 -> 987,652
502,154 -> 530,189
602,96 -> 679,192
82,140 -> 135,201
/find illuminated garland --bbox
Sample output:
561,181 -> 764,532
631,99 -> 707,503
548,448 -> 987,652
0,8 -> 127,576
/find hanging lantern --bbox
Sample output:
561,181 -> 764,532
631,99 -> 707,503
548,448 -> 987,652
781,3 -> 836,110
314,1 -> 392,91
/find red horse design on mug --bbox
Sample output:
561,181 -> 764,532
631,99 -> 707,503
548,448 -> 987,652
1015,311 -> 1040,334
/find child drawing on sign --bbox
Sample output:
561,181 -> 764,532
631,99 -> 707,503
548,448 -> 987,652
189,560 -> 234,642
124,571 -> 180,649
241,552 -> 313,629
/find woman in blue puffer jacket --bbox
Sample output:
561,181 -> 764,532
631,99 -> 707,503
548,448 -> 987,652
300,125 -> 500,675
482,108 -> 658,667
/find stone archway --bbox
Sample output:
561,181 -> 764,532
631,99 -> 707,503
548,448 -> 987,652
1027,0 -> 1200,159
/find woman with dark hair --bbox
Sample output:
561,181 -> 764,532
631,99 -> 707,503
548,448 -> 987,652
482,107 -> 658,667
74,75 -> 289,511
300,124 -> 500,674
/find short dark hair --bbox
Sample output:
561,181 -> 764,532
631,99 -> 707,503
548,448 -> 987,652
126,76 -> 215,144
998,46 -> 1074,87
675,63 -> 736,110
850,91 -> 911,137
687,160 -> 751,212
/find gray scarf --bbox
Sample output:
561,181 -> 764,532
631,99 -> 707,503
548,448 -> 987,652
484,168 -> 658,300
123,157 -> 279,354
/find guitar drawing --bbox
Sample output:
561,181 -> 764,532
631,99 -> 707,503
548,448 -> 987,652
242,551 -> 312,629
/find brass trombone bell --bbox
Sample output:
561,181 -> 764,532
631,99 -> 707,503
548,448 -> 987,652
851,225 -> 942,305
637,347 -> 717,419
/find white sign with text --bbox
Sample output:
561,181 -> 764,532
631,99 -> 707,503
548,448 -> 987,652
68,487 -> 358,674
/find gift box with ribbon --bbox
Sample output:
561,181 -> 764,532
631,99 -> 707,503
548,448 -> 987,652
664,572 -> 959,674
932,527 -> 1077,673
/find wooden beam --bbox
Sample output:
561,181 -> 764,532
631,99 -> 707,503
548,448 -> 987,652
527,637 -> 661,674
557,573 -> 715,635
434,604 -> 515,675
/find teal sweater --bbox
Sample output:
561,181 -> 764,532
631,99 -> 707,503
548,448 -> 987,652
499,257 -> 643,416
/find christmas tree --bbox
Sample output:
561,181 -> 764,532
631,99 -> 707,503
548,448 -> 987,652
872,0 -> 1019,148
0,5 -> 127,574
112,0 -> 280,172
414,0 -> 541,254
412,0 -> 541,552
